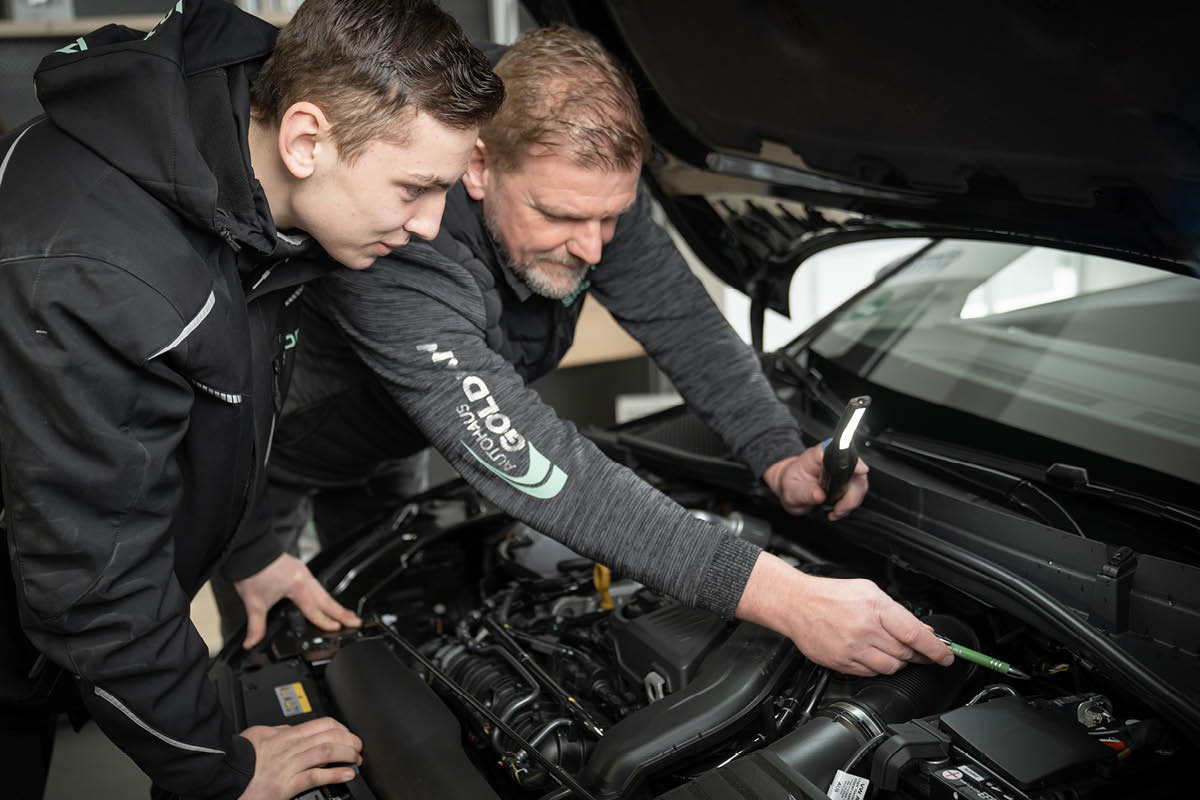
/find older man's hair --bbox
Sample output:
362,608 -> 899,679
252,0 -> 505,164
482,25 -> 650,172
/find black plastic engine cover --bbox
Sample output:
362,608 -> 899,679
324,637 -> 500,800
580,621 -> 798,799
610,601 -> 729,694
938,695 -> 1115,788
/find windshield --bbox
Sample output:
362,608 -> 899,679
802,239 -> 1200,484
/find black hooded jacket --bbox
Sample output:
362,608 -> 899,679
0,2 -> 328,796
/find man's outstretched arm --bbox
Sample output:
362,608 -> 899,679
737,551 -> 953,675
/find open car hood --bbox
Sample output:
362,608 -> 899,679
526,0 -> 1200,298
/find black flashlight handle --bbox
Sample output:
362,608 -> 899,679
820,395 -> 871,505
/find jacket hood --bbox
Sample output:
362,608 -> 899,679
34,0 -> 279,254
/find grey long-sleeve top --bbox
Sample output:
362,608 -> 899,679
277,185 -> 807,617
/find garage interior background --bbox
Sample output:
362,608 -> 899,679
1,0 -> 911,796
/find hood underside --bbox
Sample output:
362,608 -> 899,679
528,0 -> 1200,278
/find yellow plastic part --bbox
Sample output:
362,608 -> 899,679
593,564 -> 613,610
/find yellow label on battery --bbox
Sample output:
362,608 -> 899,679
275,681 -> 312,717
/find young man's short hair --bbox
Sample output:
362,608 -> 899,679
482,25 -> 651,173
252,0 -> 505,163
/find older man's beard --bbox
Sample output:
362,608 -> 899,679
485,206 -> 591,300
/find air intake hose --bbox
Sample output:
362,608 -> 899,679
764,614 -> 979,789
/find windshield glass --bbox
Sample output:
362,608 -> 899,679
803,239 -> 1200,483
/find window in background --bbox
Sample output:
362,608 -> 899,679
723,237 -> 931,351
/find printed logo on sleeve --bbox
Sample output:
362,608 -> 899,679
418,343 -> 568,499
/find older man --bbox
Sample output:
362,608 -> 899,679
260,25 -> 952,677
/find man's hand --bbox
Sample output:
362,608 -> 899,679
238,718 -> 363,800
736,552 -> 952,676
763,445 -> 869,521
234,553 -> 362,649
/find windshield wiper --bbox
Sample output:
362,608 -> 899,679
867,433 -> 1086,536
770,348 -> 854,423
869,432 -> 1200,536
1040,461 -> 1200,532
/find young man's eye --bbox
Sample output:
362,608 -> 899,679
403,185 -> 429,200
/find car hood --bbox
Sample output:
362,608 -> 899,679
526,0 -> 1200,293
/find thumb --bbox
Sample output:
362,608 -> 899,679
243,607 -> 266,650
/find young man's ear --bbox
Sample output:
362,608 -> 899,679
461,138 -> 491,201
277,102 -> 331,179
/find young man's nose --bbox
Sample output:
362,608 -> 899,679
402,192 -> 447,242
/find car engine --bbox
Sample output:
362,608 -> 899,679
212,481 -> 1189,800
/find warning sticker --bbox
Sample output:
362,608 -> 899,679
828,769 -> 869,800
942,768 -> 964,781
275,681 -> 312,718
958,764 -> 986,781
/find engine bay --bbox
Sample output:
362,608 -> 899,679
211,475 -> 1192,800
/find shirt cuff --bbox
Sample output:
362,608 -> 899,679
693,534 -> 761,619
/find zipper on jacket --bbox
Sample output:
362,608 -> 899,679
217,226 -> 242,252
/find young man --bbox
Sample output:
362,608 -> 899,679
0,1 -> 503,798
263,26 -> 952,682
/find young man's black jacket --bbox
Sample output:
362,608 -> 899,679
0,2 -> 328,796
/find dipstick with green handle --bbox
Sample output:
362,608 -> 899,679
935,633 -> 1031,680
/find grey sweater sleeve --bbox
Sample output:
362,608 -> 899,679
590,190 -> 807,478
313,247 -> 760,617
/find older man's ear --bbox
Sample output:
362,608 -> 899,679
462,138 -> 491,201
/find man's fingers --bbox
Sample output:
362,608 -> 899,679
243,609 -> 266,650
290,766 -> 359,797
295,740 -> 364,769
242,717 -> 363,799
793,482 -> 824,510
296,585 -> 363,632
829,473 -> 869,520
881,606 -> 954,666
329,598 -> 363,629
811,444 -> 825,466
855,648 -> 906,676
287,716 -> 362,747
316,590 -> 362,629
300,605 -> 342,632
868,634 -> 915,664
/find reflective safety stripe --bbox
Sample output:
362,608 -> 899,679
0,121 -> 40,193
93,686 -> 225,755
284,285 -> 305,307
149,290 -> 215,360
192,379 -> 242,404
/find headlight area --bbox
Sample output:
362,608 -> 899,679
210,485 -> 1190,800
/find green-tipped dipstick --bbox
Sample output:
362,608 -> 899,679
935,633 -> 1030,680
